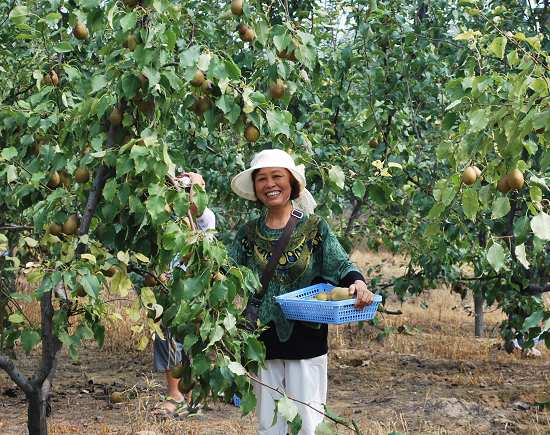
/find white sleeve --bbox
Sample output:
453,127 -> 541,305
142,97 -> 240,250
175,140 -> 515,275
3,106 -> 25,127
196,207 -> 216,231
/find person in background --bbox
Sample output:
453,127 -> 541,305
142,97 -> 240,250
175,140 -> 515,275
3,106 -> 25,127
153,171 -> 215,416
229,149 -> 374,435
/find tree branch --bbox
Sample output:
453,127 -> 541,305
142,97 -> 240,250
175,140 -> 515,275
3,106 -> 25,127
0,225 -> 33,231
0,354 -> 33,395
524,283 -> 550,295
31,289 -> 61,388
76,113 -> 124,255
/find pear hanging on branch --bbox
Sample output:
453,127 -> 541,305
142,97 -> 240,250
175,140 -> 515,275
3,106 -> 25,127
73,22 -> 89,40
231,0 -> 243,16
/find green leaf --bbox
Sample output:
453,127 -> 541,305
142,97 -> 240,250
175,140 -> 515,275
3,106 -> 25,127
41,12 -> 61,26
140,287 -> 156,306
208,324 -> 224,347
6,165 -> 17,183
530,185 -> 542,203
121,74 -> 139,99
328,165 -> 345,189
315,420 -> 336,435
462,189 -> 478,221
507,50 -> 519,66
197,53 -> 212,72
183,334 -> 198,353
514,244 -> 530,269
91,74 -> 108,94
531,213 -> 550,240
1,147 -> 18,161
146,195 -> 165,221
469,108 -> 489,132
110,270 -> 132,297
228,361 -> 247,376
8,312 -> 25,324
529,78 -> 548,96
21,330 -> 41,353
289,414 -> 303,435
223,313 -> 236,333
9,5 -> 28,24
224,58 -> 241,80
143,66 -> 160,88
120,12 -> 137,32
239,389 -> 256,415
245,336 -> 265,363
522,310 -> 544,332
191,353 -> 210,376
487,243 -> 506,273
491,197 -> 511,220
277,396 -> 298,422
514,215 -> 530,244
0,234 -> 7,251
488,36 -> 507,59
181,45 -> 200,67
81,274 -> 100,298
351,180 -> 366,199
266,110 -> 292,138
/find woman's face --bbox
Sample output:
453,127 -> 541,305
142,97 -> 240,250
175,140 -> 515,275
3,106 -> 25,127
254,167 -> 293,209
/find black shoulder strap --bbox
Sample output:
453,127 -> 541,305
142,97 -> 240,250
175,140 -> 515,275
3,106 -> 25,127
259,209 -> 303,295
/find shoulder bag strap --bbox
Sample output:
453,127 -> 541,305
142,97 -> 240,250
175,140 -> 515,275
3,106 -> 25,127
259,209 -> 304,295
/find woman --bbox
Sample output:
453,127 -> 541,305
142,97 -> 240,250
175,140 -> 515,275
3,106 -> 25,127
230,149 -> 374,434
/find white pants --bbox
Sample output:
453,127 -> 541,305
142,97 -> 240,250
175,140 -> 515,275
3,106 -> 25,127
254,354 -> 328,435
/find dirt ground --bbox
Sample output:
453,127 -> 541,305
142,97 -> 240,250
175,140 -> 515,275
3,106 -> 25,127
1,251 -> 549,435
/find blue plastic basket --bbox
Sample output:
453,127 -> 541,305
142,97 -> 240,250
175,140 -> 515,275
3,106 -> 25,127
275,283 -> 382,325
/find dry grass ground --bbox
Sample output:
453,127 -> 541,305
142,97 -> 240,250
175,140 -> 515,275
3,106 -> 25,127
1,249 -> 548,434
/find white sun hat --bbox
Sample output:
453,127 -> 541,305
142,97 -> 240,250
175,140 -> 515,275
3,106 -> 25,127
230,149 -> 317,215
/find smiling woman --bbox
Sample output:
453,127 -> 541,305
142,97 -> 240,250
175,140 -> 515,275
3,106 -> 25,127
229,149 -> 375,434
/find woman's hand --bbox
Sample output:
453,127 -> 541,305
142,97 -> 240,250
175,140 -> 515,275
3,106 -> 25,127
349,280 -> 374,309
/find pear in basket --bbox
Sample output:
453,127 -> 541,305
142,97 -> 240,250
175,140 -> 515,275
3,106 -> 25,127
329,287 -> 353,301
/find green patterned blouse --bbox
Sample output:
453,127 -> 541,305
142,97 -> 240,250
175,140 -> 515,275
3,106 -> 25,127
229,212 -> 361,342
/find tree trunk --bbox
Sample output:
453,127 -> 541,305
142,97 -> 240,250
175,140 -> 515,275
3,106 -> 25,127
474,291 -> 484,337
27,387 -> 49,435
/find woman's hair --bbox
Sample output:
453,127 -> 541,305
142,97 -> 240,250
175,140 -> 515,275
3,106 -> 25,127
251,168 -> 301,201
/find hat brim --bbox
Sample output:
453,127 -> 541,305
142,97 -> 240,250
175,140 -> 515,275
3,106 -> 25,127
231,166 -> 305,201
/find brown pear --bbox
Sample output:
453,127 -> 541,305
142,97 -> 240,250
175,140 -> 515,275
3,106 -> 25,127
73,22 -> 89,41
244,125 -> 260,142
138,73 -> 148,90
74,167 -> 90,183
190,70 -> 205,87
497,176 -> 511,193
144,274 -> 156,287
462,166 -> 477,186
231,0 -> 243,15
62,214 -> 79,235
269,79 -> 285,99
238,24 -> 255,42
48,223 -> 62,236
507,169 -> 524,191
109,107 -> 123,126
59,171 -> 71,188
102,266 -> 118,277
192,96 -> 210,115
47,171 -> 61,188
127,34 -> 137,51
